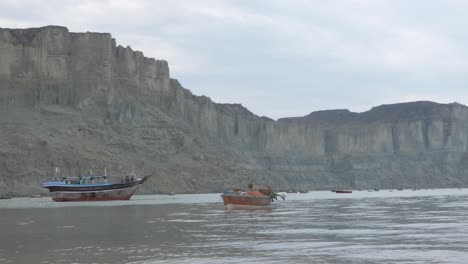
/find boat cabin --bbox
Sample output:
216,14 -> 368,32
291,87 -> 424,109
59,175 -> 108,185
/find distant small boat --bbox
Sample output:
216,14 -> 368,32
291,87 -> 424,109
42,174 -> 150,202
334,189 -> 352,193
286,190 -> 307,193
0,195 -> 12,200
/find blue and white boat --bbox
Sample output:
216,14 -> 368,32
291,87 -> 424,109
42,169 -> 150,202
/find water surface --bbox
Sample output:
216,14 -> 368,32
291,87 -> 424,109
1,189 -> 468,263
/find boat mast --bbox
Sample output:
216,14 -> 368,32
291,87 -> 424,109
55,167 -> 60,181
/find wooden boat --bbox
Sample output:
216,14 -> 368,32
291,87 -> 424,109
222,190 -> 272,206
42,174 -> 150,202
221,182 -> 284,207
334,189 -> 352,193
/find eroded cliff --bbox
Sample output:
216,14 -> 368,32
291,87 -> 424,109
1,26 -> 468,196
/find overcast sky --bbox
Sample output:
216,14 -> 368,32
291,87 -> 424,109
2,0 -> 468,119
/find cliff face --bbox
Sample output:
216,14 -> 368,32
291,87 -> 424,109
1,26 -> 468,196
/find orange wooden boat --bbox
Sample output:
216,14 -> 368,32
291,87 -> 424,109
221,182 -> 284,207
222,190 -> 272,206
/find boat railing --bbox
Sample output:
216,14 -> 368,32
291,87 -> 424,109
52,175 -> 109,185
46,174 -> 147,186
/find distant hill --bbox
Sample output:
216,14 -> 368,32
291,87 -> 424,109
1,26 -> 468,196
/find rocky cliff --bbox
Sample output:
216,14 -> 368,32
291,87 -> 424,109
1,26 -> 468,196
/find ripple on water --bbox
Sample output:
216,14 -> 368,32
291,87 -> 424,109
2,190 -> 468,263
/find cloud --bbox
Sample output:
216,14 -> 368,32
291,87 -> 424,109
1,0 -> 468,119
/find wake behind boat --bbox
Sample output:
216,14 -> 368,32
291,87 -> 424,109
42,172 -> 150,202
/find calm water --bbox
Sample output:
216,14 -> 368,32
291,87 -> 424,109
1,189 -> 468,264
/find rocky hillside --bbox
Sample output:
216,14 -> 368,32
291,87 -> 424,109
1,26 -> 468,196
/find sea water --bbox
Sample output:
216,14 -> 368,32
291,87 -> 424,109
1,189 -> 468,263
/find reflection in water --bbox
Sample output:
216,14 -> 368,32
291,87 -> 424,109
1,190 -> 468,263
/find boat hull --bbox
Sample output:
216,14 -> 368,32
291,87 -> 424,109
222,193 -> 271,206
50,185 -> 140,202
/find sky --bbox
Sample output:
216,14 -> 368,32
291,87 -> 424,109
1,0 -> 468,119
